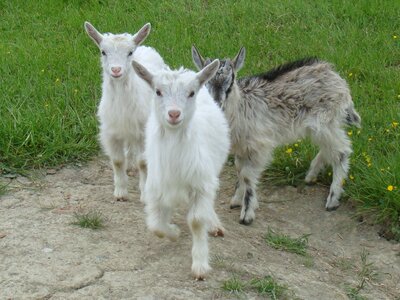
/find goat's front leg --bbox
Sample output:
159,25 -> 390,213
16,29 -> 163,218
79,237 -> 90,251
145,194 -> 180,241
137,152 -> 147,203
188,190 -> 219,280
101,133 -> 129,201
232,153 -> 271,225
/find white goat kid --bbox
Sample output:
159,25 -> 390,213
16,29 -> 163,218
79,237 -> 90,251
132,59 -> 230,280
84,22 -> 166,201
192,46 -> 361,225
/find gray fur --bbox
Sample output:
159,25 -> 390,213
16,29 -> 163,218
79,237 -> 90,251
192,47 -> 361,225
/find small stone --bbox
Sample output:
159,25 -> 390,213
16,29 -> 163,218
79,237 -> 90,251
46,169 -> 57,175
42,247 -> 53,253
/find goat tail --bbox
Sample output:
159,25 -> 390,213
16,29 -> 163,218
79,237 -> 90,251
345,106 -> 361,128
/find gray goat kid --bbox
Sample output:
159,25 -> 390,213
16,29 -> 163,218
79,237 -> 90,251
192,46 -> 361,225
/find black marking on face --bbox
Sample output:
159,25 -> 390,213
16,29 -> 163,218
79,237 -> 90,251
225,72 -> 235,98
255,57 -> 319,82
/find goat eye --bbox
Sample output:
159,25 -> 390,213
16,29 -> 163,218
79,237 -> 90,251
156,89 -> 162,96
101,50 -> 106,56
128,51 -> 133,56
188,91 -> 195,98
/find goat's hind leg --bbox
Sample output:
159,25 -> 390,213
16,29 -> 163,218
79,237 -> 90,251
319,129 -> 352,210
305,151 -> 326,184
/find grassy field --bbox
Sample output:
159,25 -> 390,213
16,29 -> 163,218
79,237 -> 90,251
0,1 -> 399,237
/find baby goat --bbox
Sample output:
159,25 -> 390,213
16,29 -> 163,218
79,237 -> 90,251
192,46 -> 361,225
132,59 -> 230,280
84,22 -> 167,201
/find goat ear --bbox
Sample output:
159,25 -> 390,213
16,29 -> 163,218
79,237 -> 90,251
192,45 -> 205,71
133,23 -> 151,46
232,46 -> 246,72
84,22 -> 103,46
196,59 -> 220,86
132,60 -> 153,88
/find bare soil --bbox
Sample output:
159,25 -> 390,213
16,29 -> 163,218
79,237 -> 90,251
1,157 -> 399,299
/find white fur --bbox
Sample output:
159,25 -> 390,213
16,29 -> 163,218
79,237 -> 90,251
84,22 -> 167,201
132,60 -> 230,279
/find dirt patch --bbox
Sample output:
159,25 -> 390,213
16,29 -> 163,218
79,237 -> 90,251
1,157 -> 399,299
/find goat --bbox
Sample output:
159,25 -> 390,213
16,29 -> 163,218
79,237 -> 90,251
192,46 -> 361,225
132,59 -> 230,280
84,22 -> 167,201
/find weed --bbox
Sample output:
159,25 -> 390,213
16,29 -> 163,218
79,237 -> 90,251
250,275 -> 287,299
72,211 -> 105,230
222,276 -> 245,294
265,228 -> 310,256
345,249 -> 377,299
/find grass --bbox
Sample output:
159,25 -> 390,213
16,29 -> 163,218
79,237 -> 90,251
222,275 -> 288,299
72,210 -> 105,230
0,183 -> 6,196
250,276 -> 288,299
345,249 -> 377,299
0,1 -> 399,237
265,228 -> 310,256
222,276 -> 245,294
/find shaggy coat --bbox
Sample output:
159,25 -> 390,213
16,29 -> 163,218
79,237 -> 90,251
192,46 -> 361,225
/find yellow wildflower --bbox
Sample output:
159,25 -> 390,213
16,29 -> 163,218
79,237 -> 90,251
368,137 -> 373,142
387,185 -> 394,192
55,78 -> 60,83
286,148 -> 293,154
380,168 -> 385,172
294,143 -> 299,147
348,72 -> 353,77
393,35 -> 398,39
347,130 -> 353,136
367,163 -> 372,167
349,175 -> 354,180
392,121 -> 399,128
385,128 -> 390,133
357,130 -> 361,135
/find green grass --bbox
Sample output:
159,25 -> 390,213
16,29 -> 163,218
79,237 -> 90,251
72,211 -> 105,230
345,249 -> 377,299
265,228 -> 310,256
222,277 -> 245,294
250,276 -> 288,299
222,275 -> 289,299
0,1 -> 399,237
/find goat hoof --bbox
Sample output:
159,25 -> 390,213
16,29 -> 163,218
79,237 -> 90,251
326,205 -> 339,212
239,218 -> 253,225
209,228 -> 224,237
116,197 -> 128,202
230,204 -> 241,209
195,275 -> 205,281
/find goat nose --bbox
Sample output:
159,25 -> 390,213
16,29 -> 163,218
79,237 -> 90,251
111,67 -> 121,74
168,110 -> 181,120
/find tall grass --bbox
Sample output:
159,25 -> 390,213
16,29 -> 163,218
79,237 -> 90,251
0,1 -> 399,236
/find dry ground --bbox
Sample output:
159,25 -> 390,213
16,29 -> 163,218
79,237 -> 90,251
1,157 -> 399,299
